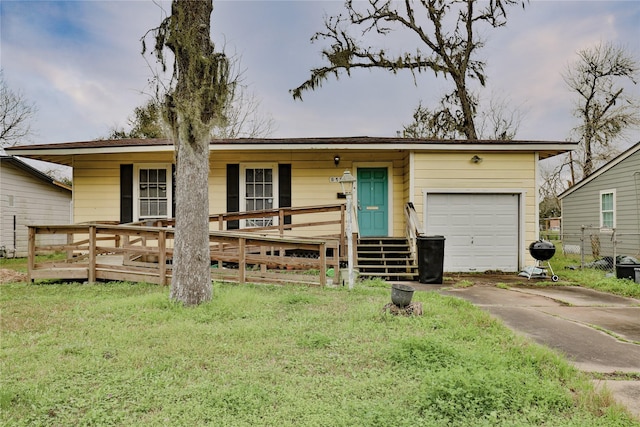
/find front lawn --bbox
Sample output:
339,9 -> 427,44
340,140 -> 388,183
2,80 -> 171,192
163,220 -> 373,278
1,280 -> 637,426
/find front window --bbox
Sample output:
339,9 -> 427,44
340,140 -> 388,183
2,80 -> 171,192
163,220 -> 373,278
135,165 -> 172,220
600,190 -> 615,229
242,165 -> 277,227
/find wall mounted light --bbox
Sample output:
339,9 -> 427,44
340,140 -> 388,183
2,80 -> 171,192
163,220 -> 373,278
471,155 -> 483,164
334,155 -> 340,166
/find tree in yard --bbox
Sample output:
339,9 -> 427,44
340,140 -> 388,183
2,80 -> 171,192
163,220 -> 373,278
538,162 -> 566,220
145,0 -> 233,305
291,0 -> 527,140
108,101 -> 165,140
0,70 -> 37,147
211,85 -> 275,139
563,42 -> 640,179
108,84 -> 274,140
403,93 -> 523,139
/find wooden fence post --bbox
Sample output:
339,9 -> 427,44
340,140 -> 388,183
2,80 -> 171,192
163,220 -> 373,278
239,238 -> 246,284
67,232 -> 74,261
319,242 -> 326,287
279,209 -> 285,237
88,225 -> 96,283
27,226 -> 36,282
158,230 -> 167,286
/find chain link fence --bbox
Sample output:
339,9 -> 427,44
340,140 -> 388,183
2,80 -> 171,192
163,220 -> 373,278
542,226 -> 640,274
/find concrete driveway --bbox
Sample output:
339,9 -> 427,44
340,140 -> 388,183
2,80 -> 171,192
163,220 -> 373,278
407,278 -> 640,419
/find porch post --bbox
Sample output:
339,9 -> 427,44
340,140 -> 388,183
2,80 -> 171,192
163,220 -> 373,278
339,204 -> 346,258
338,170 -> 357,290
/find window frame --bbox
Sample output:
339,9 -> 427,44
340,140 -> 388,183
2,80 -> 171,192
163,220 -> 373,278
599,189 -> 616,230
240,163 -> 279,228
133,164 -> 173,221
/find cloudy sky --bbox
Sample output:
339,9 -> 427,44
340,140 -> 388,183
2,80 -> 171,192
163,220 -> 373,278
1,0 -> 639,148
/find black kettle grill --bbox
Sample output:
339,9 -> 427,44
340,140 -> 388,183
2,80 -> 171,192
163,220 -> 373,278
526,240 -> 558,281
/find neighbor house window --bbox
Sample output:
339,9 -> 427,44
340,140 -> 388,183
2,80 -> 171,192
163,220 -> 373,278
241,164 -> 277,227
134,165 -> 172,220
600,190 -> 615,229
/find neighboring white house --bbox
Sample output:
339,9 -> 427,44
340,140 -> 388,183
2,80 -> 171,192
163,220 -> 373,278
0,156 -> 72,257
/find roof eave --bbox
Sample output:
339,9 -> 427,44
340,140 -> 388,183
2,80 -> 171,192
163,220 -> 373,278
6,139 -> 578,166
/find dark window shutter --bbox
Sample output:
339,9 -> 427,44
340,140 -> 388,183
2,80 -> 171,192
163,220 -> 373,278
120,164 -> 133,224
279,164 -> 292,225
171,163 -> 176,219
227,164 -> 240,230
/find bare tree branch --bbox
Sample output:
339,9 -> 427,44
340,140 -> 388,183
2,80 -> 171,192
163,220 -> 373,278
0,71 -> 37,147
292,0 -> 527,139
563,42 -> 640,178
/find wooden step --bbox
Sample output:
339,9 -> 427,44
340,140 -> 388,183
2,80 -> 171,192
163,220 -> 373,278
356,237 -> 417,280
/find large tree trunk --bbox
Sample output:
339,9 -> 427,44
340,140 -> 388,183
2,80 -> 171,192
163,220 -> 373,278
146,0 -> 230,305
163,0 -> 225,305
169,134 -> 212,305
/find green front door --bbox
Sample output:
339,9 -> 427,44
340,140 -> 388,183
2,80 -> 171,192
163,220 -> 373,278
357,168 -> 388,237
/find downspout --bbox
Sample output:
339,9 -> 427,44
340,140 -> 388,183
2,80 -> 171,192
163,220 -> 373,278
534,152 -> 540,241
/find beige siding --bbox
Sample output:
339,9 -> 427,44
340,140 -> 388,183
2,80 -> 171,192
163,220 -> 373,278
413,152 -> 537,264
73,154 -> 173,223
71,150 -> 538,254
72,150 -> 408,237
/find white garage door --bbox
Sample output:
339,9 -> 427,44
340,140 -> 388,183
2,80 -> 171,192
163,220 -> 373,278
425,193 -> 520,272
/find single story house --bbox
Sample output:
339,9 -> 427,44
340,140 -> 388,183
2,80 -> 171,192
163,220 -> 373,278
7,137 -> 576,273
0,155 -> 72,257
559,141 -> 640,257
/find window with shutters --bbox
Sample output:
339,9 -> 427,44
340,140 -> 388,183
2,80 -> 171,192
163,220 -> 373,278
134,164 -> 172,220
241,164 -> 278,227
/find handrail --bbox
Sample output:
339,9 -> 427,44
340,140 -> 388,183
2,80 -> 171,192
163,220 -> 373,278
128,203 -> 348,258
27,223 -> 341,287
404,202 -> 423,264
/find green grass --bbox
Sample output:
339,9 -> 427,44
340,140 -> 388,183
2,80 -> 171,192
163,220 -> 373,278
549,245 -> 640,299
0,253 -> 66,274
1,280 -> 637,426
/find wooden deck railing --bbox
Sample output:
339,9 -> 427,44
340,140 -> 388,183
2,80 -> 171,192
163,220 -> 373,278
129,203 -> 348,257
27,224 -> 341,287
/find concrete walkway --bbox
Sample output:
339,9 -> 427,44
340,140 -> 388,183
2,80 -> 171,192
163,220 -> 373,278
404,279 -> 640,420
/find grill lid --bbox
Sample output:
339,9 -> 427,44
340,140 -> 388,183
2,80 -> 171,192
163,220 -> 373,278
529,240 -> 556,261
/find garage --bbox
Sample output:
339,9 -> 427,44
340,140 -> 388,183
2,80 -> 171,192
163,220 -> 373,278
424,193 -> 520,272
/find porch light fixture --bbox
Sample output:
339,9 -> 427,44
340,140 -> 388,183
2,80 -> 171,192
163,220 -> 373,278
338,170 -> 356,194
471,155 -> 483,164
338,170 -> 357,290
334,155 -> 340,166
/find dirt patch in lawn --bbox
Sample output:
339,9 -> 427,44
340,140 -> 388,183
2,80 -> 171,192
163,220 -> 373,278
0,269 -> 28,284
446,272 -> 536,286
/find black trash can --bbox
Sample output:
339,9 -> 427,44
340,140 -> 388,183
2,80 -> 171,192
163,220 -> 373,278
417,235 -> 445,284
616,263 -> 640,282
